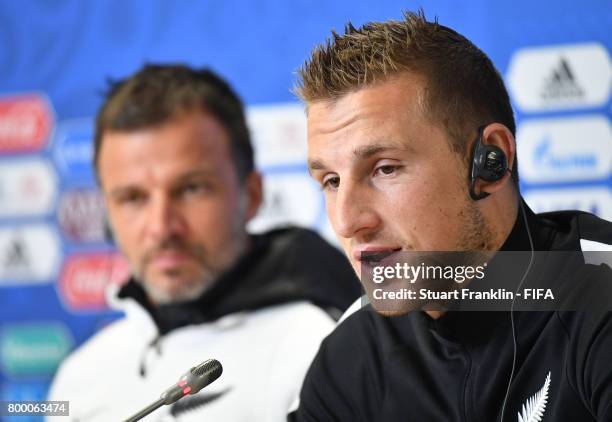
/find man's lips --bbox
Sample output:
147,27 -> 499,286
353,247 -> 402,263
149,250 -> 194,269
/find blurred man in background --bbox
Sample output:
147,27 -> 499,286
290,11 -> 612,421
47,64 -> 360,421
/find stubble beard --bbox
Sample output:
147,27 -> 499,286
457,199 -> 494,250
452,198 -> 497,277
369,199 -> 495,317
138,214 -> 249,305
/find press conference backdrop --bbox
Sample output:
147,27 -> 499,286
0,1 -> 610,419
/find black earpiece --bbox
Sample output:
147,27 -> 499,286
469,126 -> 508,201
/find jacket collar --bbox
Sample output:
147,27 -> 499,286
423,199 -> 556,343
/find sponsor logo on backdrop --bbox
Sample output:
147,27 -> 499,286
0,94 -> 54,154
507,43 -> 611,112
540,57 -> 584,101
524,187 -> 612,221
0,158 -> 58,218
246,103 -> 307,167
58,252 -> 130,311
517,116 -> 612,183
52,118 -> 96,183
248,173 -> 322,233
58,189 -> 106,243
0,224 -> 61,284
0,323 -> 73,378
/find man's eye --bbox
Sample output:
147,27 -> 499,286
322,175 -> 340,190
374,165 -> 399,176
180,182 -> 210,196
184,183 -> 202,193
118,192 -> 146,205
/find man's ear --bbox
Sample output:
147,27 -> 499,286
101,196 -> 115,244
104,217 -> 115,243
474,123 -> 516,196
242,171 -> 263,222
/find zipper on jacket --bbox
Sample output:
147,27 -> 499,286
139,335 -> 162,377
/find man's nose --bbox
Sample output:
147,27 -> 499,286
146,195 -> 185,240
332,180 -> 381,240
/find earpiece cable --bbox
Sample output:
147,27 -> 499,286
499,197 -> 535,421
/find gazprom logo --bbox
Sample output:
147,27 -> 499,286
52,118 -> 95,183
533,138 -> 597,171
517,116 -> 612,183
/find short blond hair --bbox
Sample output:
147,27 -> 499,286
296,10 -> 516,169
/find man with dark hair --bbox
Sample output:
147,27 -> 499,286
47,64 -> 360,421
290,11 -> 612,421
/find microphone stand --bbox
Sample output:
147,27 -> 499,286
123,398 -> 165,422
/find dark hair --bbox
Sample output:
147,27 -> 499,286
296,10 -> 518,180
94,64 -> 254,182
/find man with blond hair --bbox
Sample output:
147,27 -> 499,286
289,11 -> 612,421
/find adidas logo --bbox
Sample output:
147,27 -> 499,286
1,236 -> 31,277
540,57 -> 584,101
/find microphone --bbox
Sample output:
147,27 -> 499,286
123,358 -> 223,422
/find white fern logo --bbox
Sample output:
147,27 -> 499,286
518,371 -> 551,422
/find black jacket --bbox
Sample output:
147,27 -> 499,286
290,206 -> 612,421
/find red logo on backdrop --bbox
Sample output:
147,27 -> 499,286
59,253 -> 130,311
0,94 -> 54,154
